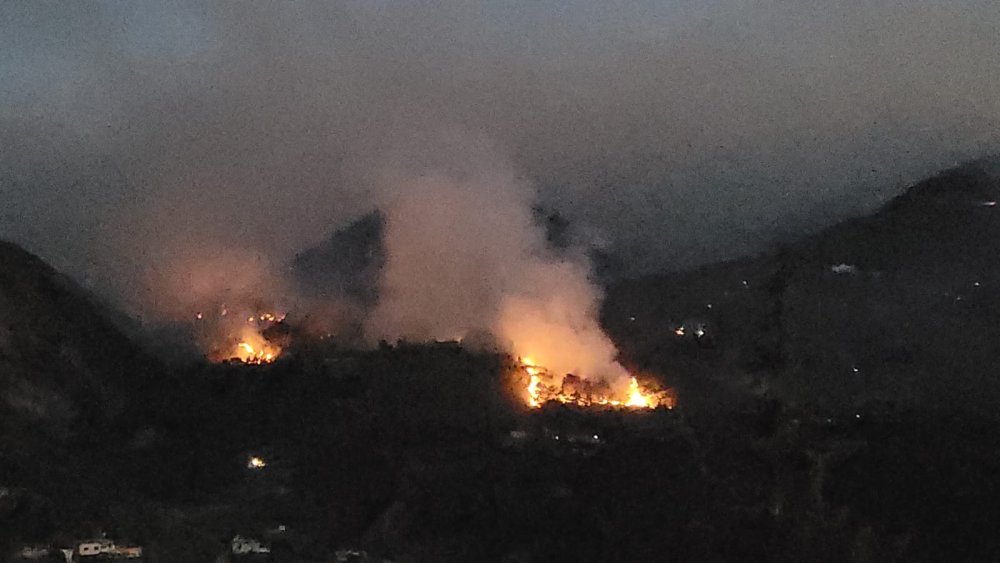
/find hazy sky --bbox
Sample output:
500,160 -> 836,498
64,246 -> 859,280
2,1 -> 998,309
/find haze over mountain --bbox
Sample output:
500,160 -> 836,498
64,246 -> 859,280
5,2 -> 1000,559
2,1 -> 999,321
283,156 -> 1000,415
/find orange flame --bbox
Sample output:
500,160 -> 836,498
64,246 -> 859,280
224,312 -> 284,364
235,338 -> 280,364
520,358 -> 673,410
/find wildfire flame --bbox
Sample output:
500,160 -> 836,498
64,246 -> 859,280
236,339 -> 280,364
209,310 -> 285,364
519,357 -> 673,410
527,374 -> 542,408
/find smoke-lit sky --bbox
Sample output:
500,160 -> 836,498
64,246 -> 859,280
2,1 -> 999,311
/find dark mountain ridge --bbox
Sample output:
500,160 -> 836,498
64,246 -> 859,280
605,158 -> 1000,416
0,240 -> 160,433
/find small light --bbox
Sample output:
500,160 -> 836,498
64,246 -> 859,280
855,413 -> 861,419
629,316 -> 636,321
974,282 -> 981,287
706,303 -> 713,309
593,434 -> 599,440
852,366 -> 860,373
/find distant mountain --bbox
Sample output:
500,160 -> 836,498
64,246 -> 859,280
605,158 -> 1000,416
290,210 -> 384,307
289,207 -> 623,312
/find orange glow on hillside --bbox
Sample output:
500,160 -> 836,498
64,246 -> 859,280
234,333 -> 281,364
519,358 -> 673,410
202,309 -> 285,364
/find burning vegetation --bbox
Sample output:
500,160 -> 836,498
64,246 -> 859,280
235,335 -> 281,365
198,307 -> 287,364
234,312 -> 286,364
518,357 -> 673,410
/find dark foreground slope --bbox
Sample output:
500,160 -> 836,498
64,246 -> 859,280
0,241 -> 157,427
0,240 -> 167,552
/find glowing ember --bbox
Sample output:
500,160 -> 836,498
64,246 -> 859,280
247,456 -> 267,469
519,358 -> 673,410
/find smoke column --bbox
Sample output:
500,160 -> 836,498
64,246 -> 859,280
366,136 -> 630,390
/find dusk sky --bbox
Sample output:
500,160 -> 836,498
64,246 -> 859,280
2,1 -> 998,309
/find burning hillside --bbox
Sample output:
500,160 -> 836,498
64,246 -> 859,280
362,140 -> 672,412
234,333 -> 281,364
519,357 -> 673,410
197,307 -> 287,364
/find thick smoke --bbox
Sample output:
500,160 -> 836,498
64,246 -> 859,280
1,1 -> 999,320
367,136 -> 629,387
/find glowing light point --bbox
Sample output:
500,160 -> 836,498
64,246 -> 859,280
248,456 -> 267,469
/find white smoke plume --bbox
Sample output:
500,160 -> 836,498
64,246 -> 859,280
366,134 -> 630,389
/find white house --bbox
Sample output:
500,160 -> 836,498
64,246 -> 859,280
78,539 -> 114,557
335,548 -> 369,562
109,545 -> 144,559
830,263 -> 858,275
232,535 -> 271,555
